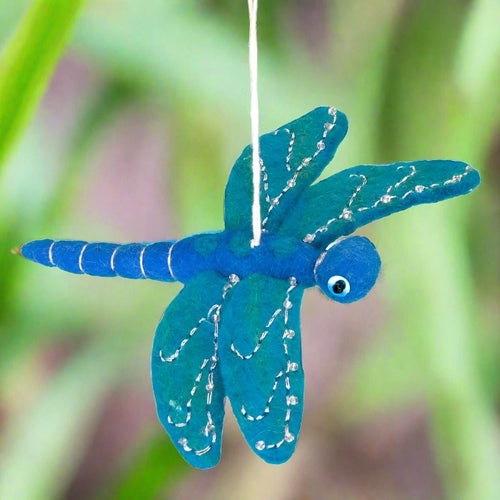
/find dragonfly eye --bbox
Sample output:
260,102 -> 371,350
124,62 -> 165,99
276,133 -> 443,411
315,236 -> 381,303
327,275 -> 350,297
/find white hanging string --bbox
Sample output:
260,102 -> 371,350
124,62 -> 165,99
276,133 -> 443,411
248,0 -> 261,247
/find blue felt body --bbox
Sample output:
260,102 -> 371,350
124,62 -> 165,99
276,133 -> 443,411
315,236 -> 381,303
21,232 -> 320,286
18,106 -> 481,469
21,239 -> 176,281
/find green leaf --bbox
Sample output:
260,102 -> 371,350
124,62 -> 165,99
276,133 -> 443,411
102,432 -> 189,500
0,0 -> 86,167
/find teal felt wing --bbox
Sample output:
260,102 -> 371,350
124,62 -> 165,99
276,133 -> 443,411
151,271 -> 239,469
224,106 -> 348,234
278,160 -> 480,249
218,274 -> 305,464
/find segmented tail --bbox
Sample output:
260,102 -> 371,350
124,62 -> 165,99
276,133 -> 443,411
18,239 -> 177,282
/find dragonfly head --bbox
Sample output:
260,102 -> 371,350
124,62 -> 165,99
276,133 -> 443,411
314,236 -> 381,303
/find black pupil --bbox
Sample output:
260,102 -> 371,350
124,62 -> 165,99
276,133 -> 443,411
333,279 -> 346,294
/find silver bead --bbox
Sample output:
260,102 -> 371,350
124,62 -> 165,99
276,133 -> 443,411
341,208 -> 353,220
255,440 -> 266,451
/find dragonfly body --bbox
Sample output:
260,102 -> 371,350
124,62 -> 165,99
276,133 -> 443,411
17,107 -> 480,468
20,231 -> 321,285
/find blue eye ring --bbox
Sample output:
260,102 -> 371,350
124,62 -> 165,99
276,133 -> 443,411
327,275 -> 350,297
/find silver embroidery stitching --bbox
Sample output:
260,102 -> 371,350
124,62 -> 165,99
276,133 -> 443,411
110,245 -> 119,273
163,274 -> 240,457
261,107 -> 337,228
78,243 -> 88,274
139,245 -> 148,279
167,358 -> 210,427
48,240 -> 56,266
241,370 -> 284,422
230,307 -> 282,360
167,241 -> 177,281
254,278 -> 299,450
304,164 -> 473,244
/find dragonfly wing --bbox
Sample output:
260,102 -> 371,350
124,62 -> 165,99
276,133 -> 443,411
224,106 -> 348,234
219,274 -> 305,464
151,271 -> 238,469
278,160 -> 480,248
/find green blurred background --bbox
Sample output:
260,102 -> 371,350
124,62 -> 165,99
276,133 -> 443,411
0,0 -> 498,498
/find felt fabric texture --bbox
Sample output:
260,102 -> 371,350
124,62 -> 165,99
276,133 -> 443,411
110,243 -> 145,279
278,160 -> 481,249
314,236 -> 381,303
21,239 -> 177,281
224,106 -> 348,235
17,106 -> 481,469
151,270 -> 304,468
77,242 -> 120,277
151,271 -> 232,469
162,231 -> 321,285
218,273 -> 305,464
142,241 -> 176,281
168,233 -> 222,282
213,232 -> 318,285
20,238 -> 57,267
170,231 -> 319,285
21,231 -> 320,286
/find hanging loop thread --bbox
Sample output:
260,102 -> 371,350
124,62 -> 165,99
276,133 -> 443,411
248,0 -> 261,247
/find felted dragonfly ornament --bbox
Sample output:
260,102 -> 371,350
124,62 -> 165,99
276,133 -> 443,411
17,107 -> 480,469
